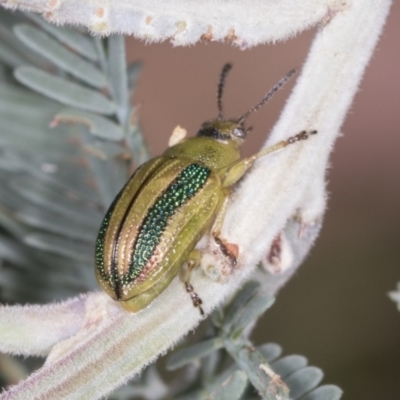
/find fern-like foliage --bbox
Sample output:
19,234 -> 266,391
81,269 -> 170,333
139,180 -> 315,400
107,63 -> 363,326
0,9 -> 146,306
0,8 -> 341,400
166,281 -> 342,400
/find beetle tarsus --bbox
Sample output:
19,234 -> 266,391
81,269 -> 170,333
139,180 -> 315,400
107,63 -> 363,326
185,282 -> 204,316
286,130 -> 318,145
214,236 -> 238,267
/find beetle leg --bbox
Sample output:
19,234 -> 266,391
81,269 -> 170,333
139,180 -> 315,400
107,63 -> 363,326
211,192 -> 239,267
210,190 -> 230,238
223,130 -> 318,187
184,249 -> 204,315
213,237 -> 238,267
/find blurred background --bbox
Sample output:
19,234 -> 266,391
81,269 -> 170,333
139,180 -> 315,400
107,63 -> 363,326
126,3 -> 400,399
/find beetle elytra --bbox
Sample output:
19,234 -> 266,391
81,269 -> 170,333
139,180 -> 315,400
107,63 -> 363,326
95,64 -> 317,315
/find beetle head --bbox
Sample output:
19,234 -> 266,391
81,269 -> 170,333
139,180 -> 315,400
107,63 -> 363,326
197,63 -> 296,144
197,119 -> 247,144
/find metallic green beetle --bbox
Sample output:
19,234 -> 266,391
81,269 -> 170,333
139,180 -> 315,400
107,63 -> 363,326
95,64 -> 316,314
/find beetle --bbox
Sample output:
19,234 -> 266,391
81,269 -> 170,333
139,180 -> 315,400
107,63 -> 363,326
95,64 -> 316,315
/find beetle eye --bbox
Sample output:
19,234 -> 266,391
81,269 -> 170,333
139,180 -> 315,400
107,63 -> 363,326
233,128 -> 246,138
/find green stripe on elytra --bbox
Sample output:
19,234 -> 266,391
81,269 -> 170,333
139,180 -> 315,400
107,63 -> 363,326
95,192 -> 123,289
95,167 -> 141,288
122,163 -> 210,284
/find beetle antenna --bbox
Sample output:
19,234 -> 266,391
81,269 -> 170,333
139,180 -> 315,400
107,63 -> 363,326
237,69 -> 296,125
217,63 -> 233,120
